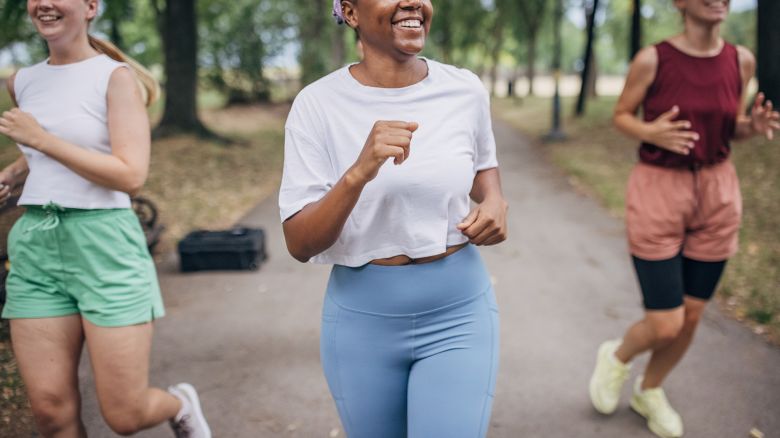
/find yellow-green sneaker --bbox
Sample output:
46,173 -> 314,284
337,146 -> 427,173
630,377 -> 684,438
589,339 -> 631,414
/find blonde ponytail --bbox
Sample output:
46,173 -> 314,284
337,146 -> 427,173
88,35 -> 160,107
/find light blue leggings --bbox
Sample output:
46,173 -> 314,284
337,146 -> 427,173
321,245 -> 499,438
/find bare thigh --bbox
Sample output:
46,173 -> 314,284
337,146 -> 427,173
10,316 -> 85,423
83,320 -> 153,419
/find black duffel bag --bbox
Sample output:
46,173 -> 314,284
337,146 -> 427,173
178,227 -> 266,272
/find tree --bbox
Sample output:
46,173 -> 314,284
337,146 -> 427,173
514,0 -> 548,96
151,0 -> 212,137
296,0 -> 331,86
0,0 -> 35,50
757,0 -> 779,103
630,0 -> 641,60
101,0 -> 133,50
576,0 -> 600,116
487,0 -> 509,96
200,0 -> 292,106
332,23 -> 347,69
429,0 -> 488,68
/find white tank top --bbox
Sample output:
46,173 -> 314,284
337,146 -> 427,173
13,54 -> 132,209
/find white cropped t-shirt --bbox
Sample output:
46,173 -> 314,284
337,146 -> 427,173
279,59 -> 498,267
13,54 -> 132,209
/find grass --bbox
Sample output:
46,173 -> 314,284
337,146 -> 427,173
0,93 -> 287,434
495,96 -> 780,344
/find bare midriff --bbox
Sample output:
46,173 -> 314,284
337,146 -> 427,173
369,243 -> 468,266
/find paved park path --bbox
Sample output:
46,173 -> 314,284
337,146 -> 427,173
81,119 -> 780,437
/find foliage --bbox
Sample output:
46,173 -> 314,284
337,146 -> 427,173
427,0 -> 491,68
107,0 -> 162,68
294,0 -> 336,86
0,0 -> 30,50
0,0 -> 760,96
600,0 -> 756,74
200,0 -> 293,104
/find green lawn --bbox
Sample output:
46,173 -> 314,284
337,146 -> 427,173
495,96 -> 780,343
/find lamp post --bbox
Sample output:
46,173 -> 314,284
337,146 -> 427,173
545,0 -> 566,142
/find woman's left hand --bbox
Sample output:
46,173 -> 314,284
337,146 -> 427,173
457,197 -> 508,246
750,92 -> 780,140
0,109 -> 47,150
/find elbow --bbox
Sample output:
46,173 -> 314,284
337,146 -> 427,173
122,172 -> 147,196
612,112 -> 622,129
292,253 -> 311,264
287,244 -> 312,263
283,233 -> 313,263
612,112 -> 633,138
126,184 -> 143,198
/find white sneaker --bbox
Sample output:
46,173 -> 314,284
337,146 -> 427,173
589,339 -> 631,414
630,377 -> 684,438
168,383 -> 212,438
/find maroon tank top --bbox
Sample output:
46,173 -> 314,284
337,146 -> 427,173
640,41 -> 742,167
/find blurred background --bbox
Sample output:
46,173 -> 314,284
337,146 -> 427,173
0,0 -> 777,435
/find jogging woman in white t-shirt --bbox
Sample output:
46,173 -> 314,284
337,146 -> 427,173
279,1 -> 508,436
0,1 -> 209,436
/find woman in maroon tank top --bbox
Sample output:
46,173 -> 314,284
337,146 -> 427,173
588,1 -> 779,437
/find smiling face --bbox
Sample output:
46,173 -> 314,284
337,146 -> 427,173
343,0 -> 434,62
27,0 -> 98,44
675,0 -> 730,24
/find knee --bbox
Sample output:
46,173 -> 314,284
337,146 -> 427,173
650,317 -> 684,345
29,392 -> 79,434
683,307 -> 704,331
103,405 -> 146,436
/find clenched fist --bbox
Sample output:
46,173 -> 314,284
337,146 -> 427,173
348,120 -> 419,185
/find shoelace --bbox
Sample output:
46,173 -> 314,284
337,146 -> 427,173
24,202 -> 65,234
170,414 -> 193,438
607,365 -> 629,392
643,389 -> 674,416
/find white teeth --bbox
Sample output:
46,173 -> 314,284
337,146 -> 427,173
38,15 -> 59,22
397,19 -> 421,28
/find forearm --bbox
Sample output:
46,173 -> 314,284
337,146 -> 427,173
34,132 -> 147,195
282,168 -> 367,262
470,167 -> 505,204
5,156 -> 29,187
614,112 -> 652,143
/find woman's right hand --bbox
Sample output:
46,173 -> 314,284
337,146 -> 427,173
348,120 -> 419,185
644,106 -> 700,155
0,168 -> 14,207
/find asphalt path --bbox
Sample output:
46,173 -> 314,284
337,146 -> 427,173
80,118 -> 780,438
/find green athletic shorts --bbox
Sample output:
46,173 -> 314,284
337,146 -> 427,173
1,203 -> 165,327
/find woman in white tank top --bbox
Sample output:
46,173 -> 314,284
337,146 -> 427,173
0,1 -> 209,436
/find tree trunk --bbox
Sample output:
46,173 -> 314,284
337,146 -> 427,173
299,0 -> 329,86
331,25 -> 346,69
440,18 -> 453,64
587,51 -> 598,98
758,0 -> 780,103
630,0 -> 641,60
576,0 -> 600,117
488,17 -> 504,97
155,0 -> 209,137
527,32 -> 537,97
109,19 -> 123,50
